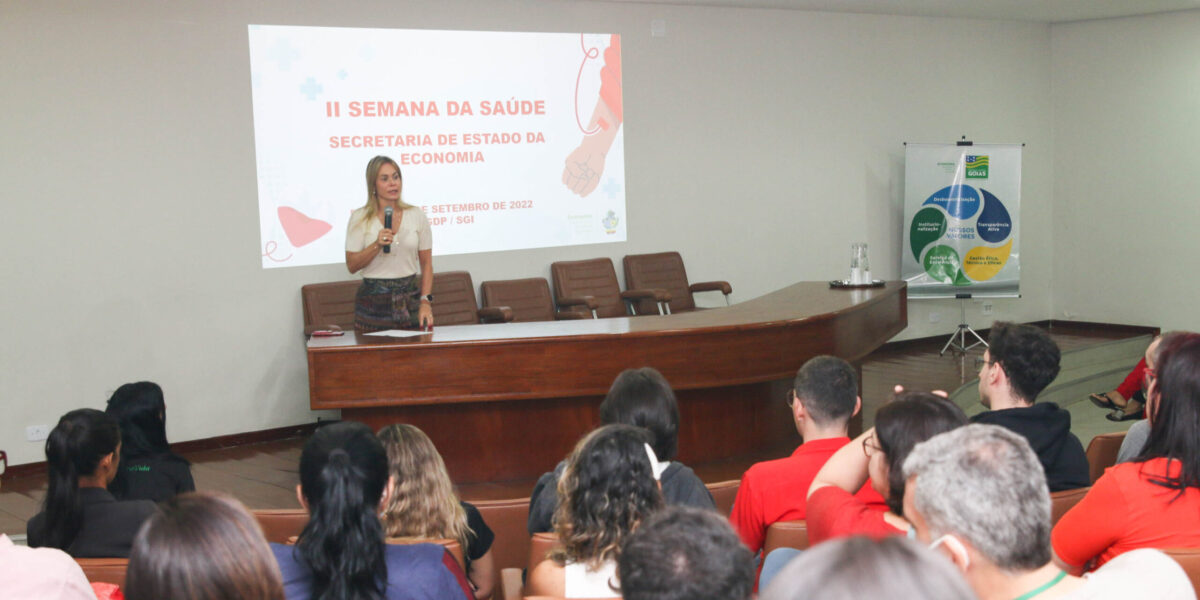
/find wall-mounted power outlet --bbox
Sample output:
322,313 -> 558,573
25,425 -> 50,442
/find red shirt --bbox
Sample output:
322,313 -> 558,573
807,485 -> 904,545
1053,458 -> 1200,570
1116,357 -> 1148,402
730,437 -> 886,553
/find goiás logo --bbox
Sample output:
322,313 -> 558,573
965,155 -> 989,179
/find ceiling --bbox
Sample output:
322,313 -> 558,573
590,0 -> 1200,24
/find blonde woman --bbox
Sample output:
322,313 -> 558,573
377,424 -> 495,599
345,156 -> 434,331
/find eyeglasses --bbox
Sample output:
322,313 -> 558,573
863,434 -> 881,458
786,389 -> 797,407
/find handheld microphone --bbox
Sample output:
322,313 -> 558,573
383,207 -> 393,253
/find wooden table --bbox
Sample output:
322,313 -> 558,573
307,281 -> 907,483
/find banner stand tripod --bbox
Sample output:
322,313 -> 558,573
940,293 -> 988,356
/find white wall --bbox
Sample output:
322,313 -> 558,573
1051,10 -> 1200,333
0,0 -> 1054,465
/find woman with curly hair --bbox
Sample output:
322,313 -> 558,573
526,424 -> 664,598
377,424 -> 495,599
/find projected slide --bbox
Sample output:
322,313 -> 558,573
248,25 -> 626,268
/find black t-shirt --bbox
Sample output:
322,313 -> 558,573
461,501 -> 494,570
27,488 -> 157,558
108,453 -> 195,503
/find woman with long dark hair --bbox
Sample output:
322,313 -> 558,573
126,491 -> 285,600
271,421 -> 472,600
26,409 -> 156,557
526,424 -> 665,598
1053,332 -> 1200,572
105,381 -> 194,502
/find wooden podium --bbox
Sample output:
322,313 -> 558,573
307,281 -> 906,484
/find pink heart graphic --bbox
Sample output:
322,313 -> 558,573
277,206 -> 332,248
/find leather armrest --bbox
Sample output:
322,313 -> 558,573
554,311 -> 590,320
621,288 -> 671,302
478,306 -> 514,323
557,295 -> 599,310
690,280 -> 732,295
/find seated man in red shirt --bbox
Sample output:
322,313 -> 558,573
730,355 -> 882,556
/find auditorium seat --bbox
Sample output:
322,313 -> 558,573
763,520 -> 809,554
1086,431 -> 1126,483
706,479 -> 740,517
551,258 -> 668,318
474,497 -> 533,574
433,271 -> 513,325
1163,548 -> 1200,593
623,251 -> 732,315
300,280 -> 359,335
521,532 -> 563,598
1050,487 -> 1090,525
75,557 -> 129,588
480,278 -> 591,322
253,508 -> 308,544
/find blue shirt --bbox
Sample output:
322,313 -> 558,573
271,541 -> 469,600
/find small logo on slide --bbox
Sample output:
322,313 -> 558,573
602,210 -> 619,234
965,155 -> 989,179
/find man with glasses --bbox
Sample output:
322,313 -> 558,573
973,322 -> 1089,491
904,424 -> 1193,600
730,356 -> 882,557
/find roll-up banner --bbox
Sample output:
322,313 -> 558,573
902,143 -> 1022,299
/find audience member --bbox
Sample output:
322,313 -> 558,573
27,408 -> 156,557
1090,337 -> 1159,422
730,356 -> 884,556
529,367 -> 712,534
105,381 -> 195,502
805,391 -> 967,544
272,421 -> 472,600
377,423 -> 495,599
1116,332 -> 1185,463
760,536 -> 976,600
526,424 -> 664,598
905,424 -> 1193,599
0,471 -> 94,600
1054,333 -> 1200,572
618,506 -> 754,600
125,491 -> 285,600
972,321 -> 1090,491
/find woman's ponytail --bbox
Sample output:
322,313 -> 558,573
39,409 -> 120,550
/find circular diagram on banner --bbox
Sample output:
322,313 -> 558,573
909,185 -> 1013,286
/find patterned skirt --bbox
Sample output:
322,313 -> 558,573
355,276 -> 421,332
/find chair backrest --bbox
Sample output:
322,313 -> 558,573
76,557 -> 130,588
1163,548 -> 1200,594
473,497 -> 533,572
1049,487 -> 1090,525
526,532 -> 560,575
388,537 -> 466,573
301,281 -> 359,331
706,479 -> 740,517
1086,431 -> 1127,483
764,520 -> 810,554
551,258 -> 626,319
623,252 -> 694,314
253,508 -> 309,544
432,271 -> 481,325
480,278 -> 557,322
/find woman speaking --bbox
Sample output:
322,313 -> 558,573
345,156 -> 434,331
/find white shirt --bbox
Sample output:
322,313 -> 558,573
345,205 -> 432,279
0,534 -> 96,600
564,559 -> 620,598
1066,548 -> 1194,599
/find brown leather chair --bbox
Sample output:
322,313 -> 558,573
520,532 -> 563,597
623,252 -> 732,315
706,479 -> 740,517
433,271 -> 513,325
76,557 -> 129,587
253,508 -> 309,544
474,497 -> 532,573
551,258 -> 668,318
1163,548 -> 1200,593
1050,487 -> 1090,525
1086,431 -> 1127,483
480,278 -> 591,322
763,520 -> 809,554
301,280 -> 359,335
